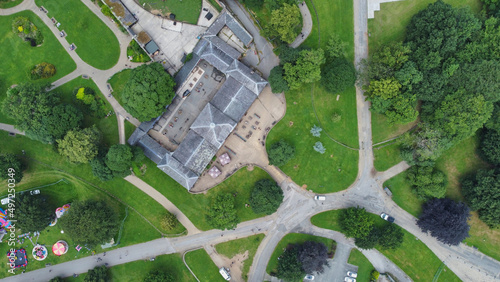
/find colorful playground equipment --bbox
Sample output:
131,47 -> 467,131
49,217 -> 58,227
52,241 -> 68,256
0,207 -> 13,229
32,244 -> 48,261
7,249 -> 27,269
55,204 -> 70,218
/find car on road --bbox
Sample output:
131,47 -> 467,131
344,277 -> 356,282
30,190 -> 40,195
304,274 -> 314,280
314,195 -> 326,201
347,271 -> 358,278
380,212 -> 395,223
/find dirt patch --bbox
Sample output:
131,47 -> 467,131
218,251 -> 249,282
246,165 -> 254,171
288,121 -> 294,127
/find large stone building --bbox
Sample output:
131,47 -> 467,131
128,11 -> 267,190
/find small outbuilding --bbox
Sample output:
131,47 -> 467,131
145,40 -> 160,55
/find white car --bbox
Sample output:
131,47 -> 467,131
30,190 -> 40,195
1,195 -> 14,205
304,274 -> 315,280
314,195 -> 326,201
347,271 -> 358,278
344,277 -> 356,282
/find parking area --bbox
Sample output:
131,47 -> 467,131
313,244 -> 358,282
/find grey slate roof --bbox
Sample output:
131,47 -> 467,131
211,77 -> 258,122
226,60 -> 267,95
136,135 -> 169,164
173,130 -> 217,174
191,103 -> 237,148
158,154 -> 199,189
206,11 -> 253,46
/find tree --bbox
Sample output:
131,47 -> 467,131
361,42 -> 411,82
378,224 -> 404,249
340,207 -> 374,238
354,227 -> 380,250
485,103 -> 500,132
325,34 -> 347,59
276,248 -> 304,281
59,200 -> 119,246
268,139 -> 295,166
313,141 -> 326,154
450,60 -> 500,102
278,45 -> 304,64
16,193 -> 53,232
143,270 -> 174,282
105,144 -> 133,174
57,126 -> 101,163
249,179 -> 284,215
297,241 -> 329,273
206,193 -> 239,230
322,57 -> 356,94
406,165 -> 447,199
90,158 -> 114,181
0,153 -> 25,183
160,212 -> 178,231
417,198 -> 470,245
122,63 -> 176,122
284,49 -> 325,90
2,82 -> 59,137
85,265 -> 108,282
382,93 -> 419,124
268,3 -> 301,44
367,78 -> 401,100
400,124 -> 452,166
481,129 -> 500,166
462,169 -> 500,227
394,61 -> 423,90
268,66 -> 289,93
310,125 -> 322,137
49,277 -> 63,282
33,103 -> 83,143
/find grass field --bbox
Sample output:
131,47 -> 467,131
35,0 -> 120,69
0,11 -> 76,124
266,233 -> 336,277
373,141 -> 403,171
0,0 -> 23,8
215,234 -> 265,280
184,249 -> 226,282
125,120 -> 137,140
371,112 -> 417,144
311,210 -> 460,282
139,161 -> 274,230
52,77 -> 119,145
347,249 -> 374,282
108,68 -> 131,107
136,0 -> 202,24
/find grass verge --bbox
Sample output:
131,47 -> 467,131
215,234 -> 265,280
373,141 -> 403,171
136,0 -> 201,24
108,68 -> 131,107
184,249 -> 226,281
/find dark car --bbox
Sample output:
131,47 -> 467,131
380,212 -> 395,223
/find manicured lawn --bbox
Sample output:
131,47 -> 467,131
0,0 -> 23,8
347,249 -> 374,282
215,234 -> 265,280
311,210 -> 460,282
0,11 -> 76,124
136,0 -> 201,24
139,161 -> 273,230
52,77 -> 119,145
35,0 -> 120,69
184,249 -> 226,281
266,233 -> 336,277
373,141 -> 403,171
108,68 -> 131,107
371,112 -> 417,144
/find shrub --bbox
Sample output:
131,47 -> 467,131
12,16 -> 43,45
268,139 -> 295,166
371,270 -> 380,280
249,179 -> 284,215
313,142 -> 326,154
160,212 -> 178,231
30,62 -> 56,80
310,125 -> 322,137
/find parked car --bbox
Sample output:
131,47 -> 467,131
380,212 -> 395,223
344,277 -> 356,282
347,271 -> 358,278
1,195 -> 14,205
304,274 -> 315,280
314,195 -> 326,201
30,190 -> 40,195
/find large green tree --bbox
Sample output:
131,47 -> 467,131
84,265 -> 108,282
90,158 -> 114,181
481,129 -> 500,166
268,3 -> 301,44
0,153 -> 25,183
57,126 -> 101,163
322,57 -> 356,94
122,63 -> 176,121
268,66 -> 289,93
462,169 -> 500,227
59,200 -> 119,246
268,139 -> 295,167
284,49 -> 325,90
450,60 -> 500,102
407,165 -> 447,199
105,144 -> 133,175
33,103 -> 83,143
206,193 -> 239,230
249,179 -> 284,215
340,207 -> 374,238
16,193 -> 53,232
276,248 -> 304,281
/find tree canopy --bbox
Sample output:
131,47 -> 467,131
296,241 -> 329,273
407,165 -> 447,199
481,129 -> 500,166
90,158 -> 114,181
105,144 -> 133,175
0,153 -> 25,183
122,63 -> 176,122
268,66 -> 289,93
57,126 -> 101,163
339,207 -> 374,238
417,198 -> 470,245
84,265 -> 108,282
16,193 -> 53,232
59,200 -> 119,246
268,139 -> 295,167
284,49 -> 325,90
322,57 -> 356,94
249,179 -> 284,215
33,103 -> 83,143
143,270 -> 174,282
268,3 -> 301,44
462,169 -> 500,227
206,193 -> 239,230
276,248 -> 304,281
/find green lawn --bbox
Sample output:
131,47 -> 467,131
125,120 -> 137,140
108,68 -> 131,107
136,0 -> 201,24
373,141 -> 403,171
266,233 -> 336,277
347,249 -> 374,282
35,0 -> 120,69
371,112 -> 417,144
311,210 -> 460,282
184,249 -> 226,282
0,0 -> 23,8
0,11 -> 76,124
52,77 -> 119,145
215,234 -> 265,280
139,162 -> 273,230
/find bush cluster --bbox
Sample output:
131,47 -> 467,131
30,62 -> 56,80
12,16 -> 44,46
